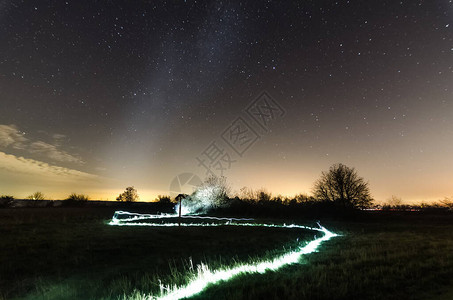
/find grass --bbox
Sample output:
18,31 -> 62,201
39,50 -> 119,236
0,208 -> 310,299
187,215 -> 453,300
1,208 -> 453,299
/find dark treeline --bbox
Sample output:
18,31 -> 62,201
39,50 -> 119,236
1,193 -> 452,221
192,194 -> 453,219
1,164 -> 451,218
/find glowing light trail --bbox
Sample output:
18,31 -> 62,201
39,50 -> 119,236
112,210 -> 254,223
109,211 -> 338,300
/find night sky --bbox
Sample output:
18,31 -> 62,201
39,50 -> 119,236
0,0 -> 452,203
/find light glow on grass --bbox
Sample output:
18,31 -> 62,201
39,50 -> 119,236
109,211 -> 338,300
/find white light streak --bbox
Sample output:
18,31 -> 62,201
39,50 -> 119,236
111,210 -> 254,225
109,211 -> 338,300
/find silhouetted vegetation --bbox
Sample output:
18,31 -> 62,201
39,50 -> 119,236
312,163 -> 374,208
116,186 -> 139,202
63,193 -> 89,207
439,197 -> 453,210
173,167 -> 450,218
25,192 -> 48,207
384,195 -> 403,207
66,193 -> 89,202
156,195 -> 172,204
174,164 -> 375,217
27,191 -> 46,201
173,169 -> 369,217
0,195 -> 14,208
207,194 -> 358,219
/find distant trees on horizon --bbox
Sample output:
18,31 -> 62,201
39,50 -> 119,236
439,197 -> 453,209
155,195 -> 171,203
0,163 -> 451,212
66,193 -> 89,202
174,163 -> 374,214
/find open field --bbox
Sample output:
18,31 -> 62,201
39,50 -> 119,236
0,207 -> 312,299
1,207 -> 453,299
190,214 -> 453,300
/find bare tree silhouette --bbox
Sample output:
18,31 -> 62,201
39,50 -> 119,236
27,192 -> 46,201
439,197 -> 453,209
313,163 -> 373,208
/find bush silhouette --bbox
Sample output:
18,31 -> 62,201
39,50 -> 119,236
66,193 -> 89,201
156,195 -> 171,204
0,195 -> 14,208
63,193 -> 89,206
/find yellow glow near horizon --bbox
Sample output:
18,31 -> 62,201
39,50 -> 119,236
0,148 -> 451,204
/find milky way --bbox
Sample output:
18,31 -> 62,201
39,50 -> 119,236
0,1 -> 452,202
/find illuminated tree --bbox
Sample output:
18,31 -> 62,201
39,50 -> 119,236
313,163 -> 373,208
182,175 -> 230,213
117,186 -> 139,202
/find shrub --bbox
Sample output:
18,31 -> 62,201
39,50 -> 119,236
63,193 -> 89,206
156,195 -> 171,204
0,195 -> 14,208
66,193 -> 89,201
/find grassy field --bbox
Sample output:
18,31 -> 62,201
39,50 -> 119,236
1,207 -> 453,299
0,207 -> 311,299
190,214 -> 453,300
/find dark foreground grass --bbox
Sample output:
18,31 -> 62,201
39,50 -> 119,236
0,208 -> 309,300
188,215 -> 453,300
1,208 -> 453,300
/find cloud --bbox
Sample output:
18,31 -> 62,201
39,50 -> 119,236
0,151 -> 119,200
0,151 -> 96,180
52,133 -> 67,146
29,141 -> 84,164
0,124 -> 84,165
52,134 -> 67,140
0,124 -> 28,149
